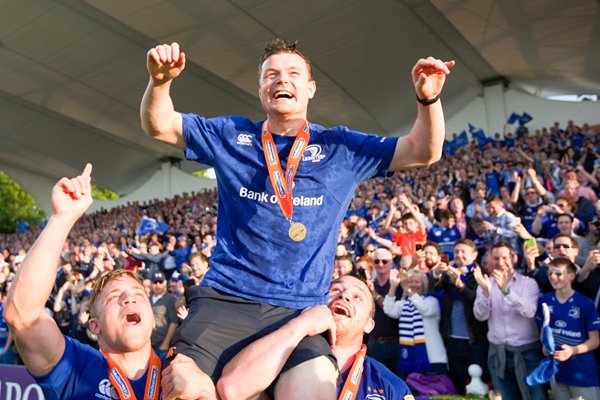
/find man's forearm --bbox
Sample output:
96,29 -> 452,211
218,318 -> 308,399
6,215 -> 76,329
140,79 -> 184,148
389,102 -> 445,171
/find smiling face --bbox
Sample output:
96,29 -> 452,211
490,245 -> 516,279
258,53 -> 316,123
328,275 -> 375,343
547,262 -> 576,291
88,276 -> 154,353
453,243 -> 478,268
551,236 -> 578,262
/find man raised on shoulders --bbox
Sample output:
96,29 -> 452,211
141,38 -> 453,398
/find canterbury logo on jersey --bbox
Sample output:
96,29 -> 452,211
237,133 -> 253,146
97,379 -> 119,400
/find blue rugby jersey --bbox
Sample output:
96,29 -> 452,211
537,291 -> 600,387
339,355 -> 414,400
33,336 -> 160,400
183,114 -> 397,308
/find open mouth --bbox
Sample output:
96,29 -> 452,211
273,90 -> 294,99
331,303 -> 351,318
125,312 -> 141,324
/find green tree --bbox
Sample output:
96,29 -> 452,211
92,183 -> 120,201
0,171 -> 46,233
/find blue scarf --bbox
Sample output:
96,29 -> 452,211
451,262 -> 476,300
397,298 -> 431,374
525,303 -> 559,386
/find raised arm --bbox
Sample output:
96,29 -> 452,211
389,57 -> 455,171
140,43 -> 186,150
4,164 -> 93,376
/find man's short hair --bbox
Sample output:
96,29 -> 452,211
334,253 -> 353,262
552,234 -> 578,248
89,270 -> 143,319
330,273 -> 375,318
486,195 -> 502,204
491,241 -> 516,257
423,241 -> 442,255
440,209 -> 456,221
454,238 -> 477,252
549,257 -> 577,274
258,38 -> 312,79
556,213 -> 574,223
189,252 -> 208,263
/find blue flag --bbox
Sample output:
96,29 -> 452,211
137,216 -> 169,236
519,112 -> 533,126
443,141 -> 457,156
506,112 -> 521,125
455,130 -> 469,148
525,303 -> 559,386
468,124 -> 490,147
444,131 -> 469,156
16,221 -> 30,232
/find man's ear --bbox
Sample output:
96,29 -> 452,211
88,318 -> 101,335
363,318 -> 375,335
308,80 -> 316,100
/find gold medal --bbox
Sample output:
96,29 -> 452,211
288,222 -> 307,242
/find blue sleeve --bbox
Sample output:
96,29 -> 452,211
182,114 -> 228,165
340,127 -> 398,182
582,295 -> 600,333
385,373 -> 413,399
33,336 -> 103,400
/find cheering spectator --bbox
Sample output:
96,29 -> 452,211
384,268 -> 448,375
473,243 -> 547,400
537,258 -> 600,399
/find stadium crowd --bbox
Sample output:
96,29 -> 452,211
1,119 -> 600,398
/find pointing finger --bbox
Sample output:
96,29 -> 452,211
81,163 -> 93,178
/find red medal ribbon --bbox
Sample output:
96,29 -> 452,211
261,120 -> 310,221
338,344 -> 367,400
103,349 -> 162,400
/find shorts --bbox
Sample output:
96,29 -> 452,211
167,285 -> 337,382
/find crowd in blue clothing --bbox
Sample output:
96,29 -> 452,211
1,119 -> 600,398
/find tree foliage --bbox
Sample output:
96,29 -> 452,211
0,171 -> 46,233
92,183 -> 120,201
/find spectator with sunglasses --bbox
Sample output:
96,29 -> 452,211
524,234 -> 579,294
366,248 -> 403,372
537,258 -> 600,399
